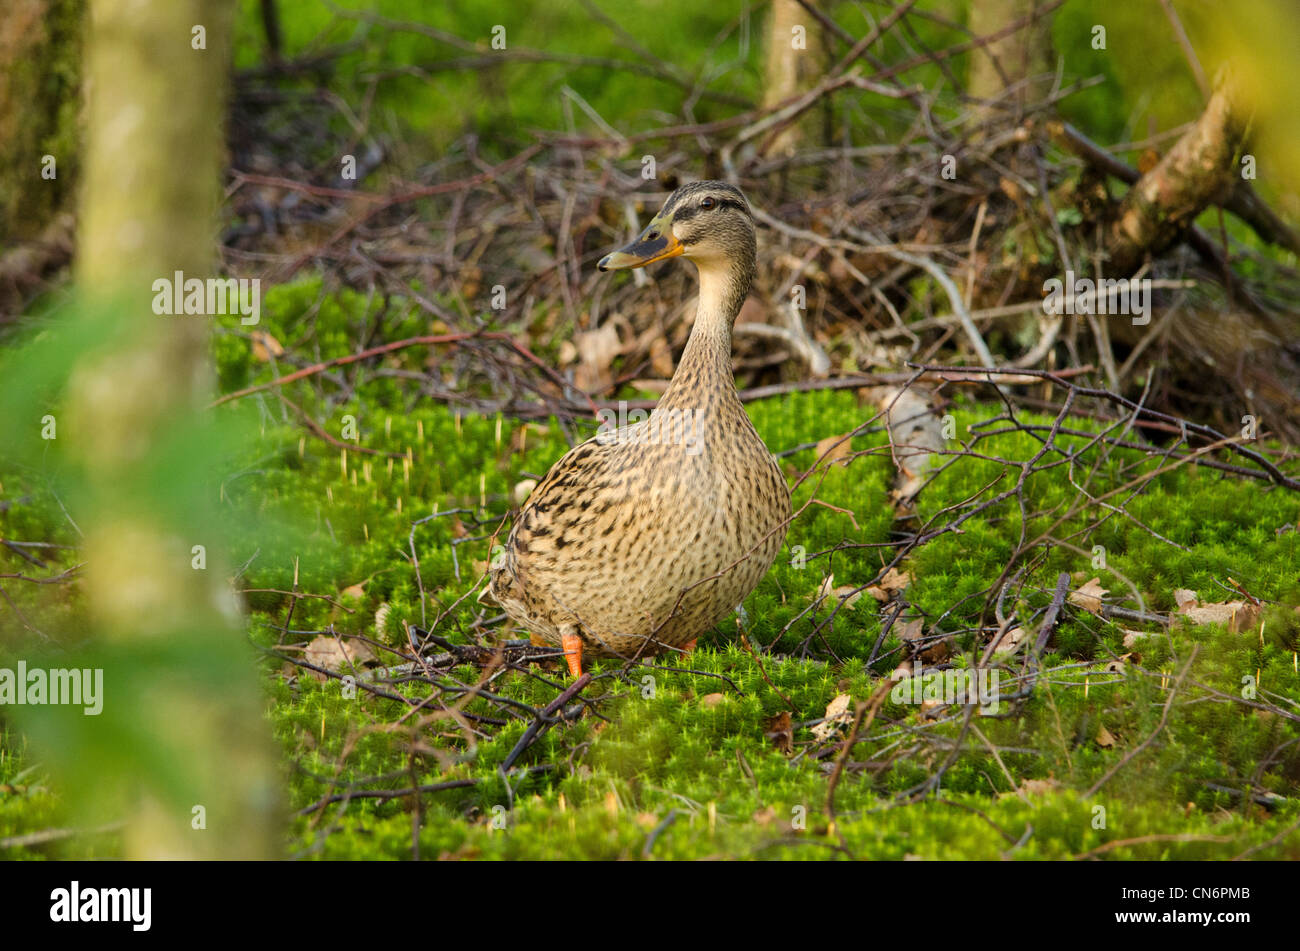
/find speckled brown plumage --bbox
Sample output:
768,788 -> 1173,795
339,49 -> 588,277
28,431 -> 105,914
487,182 -> 791,674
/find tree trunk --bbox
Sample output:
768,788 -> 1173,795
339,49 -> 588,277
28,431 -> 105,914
0,0 -> 84,244
968,0 -> 1055,124
68,0 -> 280,859
763,0 -> 830,157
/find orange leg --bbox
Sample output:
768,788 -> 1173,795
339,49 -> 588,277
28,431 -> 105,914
682,638 -> 698,653
560,629 -> 584,678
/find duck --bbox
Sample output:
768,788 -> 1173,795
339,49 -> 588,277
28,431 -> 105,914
487,181 -> 791,677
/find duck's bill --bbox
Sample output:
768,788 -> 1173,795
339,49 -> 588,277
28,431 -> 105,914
597,225 -> 684,271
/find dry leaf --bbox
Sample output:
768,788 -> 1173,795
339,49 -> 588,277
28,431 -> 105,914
764,711 -> 793,755
305,635 -> 376,676
1096,724 -> 1116,748
922,635 -> 952,663
1187,601 -> 1260,633
573,324 -> 623,391
341,583 -> 366,601
1016,778 -> 1062,798
879,567 -> 911,593
250,330 -> 284,362
699,692 -> 725,708
815,574 -> 835,604
1121,628 -> 1154,649
830,585 -> 864,610
512,479 -> 537,506
1172,590 -> 1261,632
897,616 -> 925,647
811,693 -> 853,741
815,434 -> 854,467
868,567 -> 912,601
1069,577 -> 1109,614
992,625 -> 1027,656
628,378 -> 669,394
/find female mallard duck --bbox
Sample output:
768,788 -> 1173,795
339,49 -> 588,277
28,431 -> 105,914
488,181 -> 791,677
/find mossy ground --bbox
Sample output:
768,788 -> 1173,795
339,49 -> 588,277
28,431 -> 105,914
2,281 -> 1299,859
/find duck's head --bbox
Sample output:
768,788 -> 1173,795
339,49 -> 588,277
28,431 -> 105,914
598,181 -> 756,274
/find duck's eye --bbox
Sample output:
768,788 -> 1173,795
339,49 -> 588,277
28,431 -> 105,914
700,197 -> 716,210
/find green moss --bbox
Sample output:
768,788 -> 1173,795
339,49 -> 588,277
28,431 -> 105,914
3,282 -> 1298,859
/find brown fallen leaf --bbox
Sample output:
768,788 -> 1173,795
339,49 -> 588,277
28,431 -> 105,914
922,635 -> 953,663
810,693 -> 852,742
699,692 -> 725,708
304,635 -> 376,678
1069,577 -> 1109,614
830,585 -> 865,610
1172,590 -> 1261,633
1096,723 -> 1116,748
897,616 -> 925,649
764,711 -> 793,755
879,566 -> 911,593
1121,628 -> 1154,649
811,571 -> 832,602
868,566 -> 912,602
573,323 -> 623,392
628,379 -> 670,395
250,330 -> 284,362
1016,778 -> 1062,798
815,434 -> 854,467
991,625 -> 1028,656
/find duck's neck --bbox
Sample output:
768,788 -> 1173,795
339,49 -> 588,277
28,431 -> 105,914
657,257 -> 754,413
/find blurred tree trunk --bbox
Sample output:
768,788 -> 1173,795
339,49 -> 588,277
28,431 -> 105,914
0,0 -> 83,318
968,0 -> 1055,125
763,0 -> 830,158
71,0 -> 280,859
0,0 -> 83,244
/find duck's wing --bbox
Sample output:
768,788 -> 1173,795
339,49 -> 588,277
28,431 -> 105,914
496,430 -> 720,620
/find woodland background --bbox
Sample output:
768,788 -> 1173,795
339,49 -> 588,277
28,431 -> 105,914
0,0 -> 1297,860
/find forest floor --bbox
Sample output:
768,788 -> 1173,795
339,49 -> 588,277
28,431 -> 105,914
2,281 -> 1299,859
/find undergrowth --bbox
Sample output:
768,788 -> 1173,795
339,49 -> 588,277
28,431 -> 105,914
2,280 -> 1298,859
